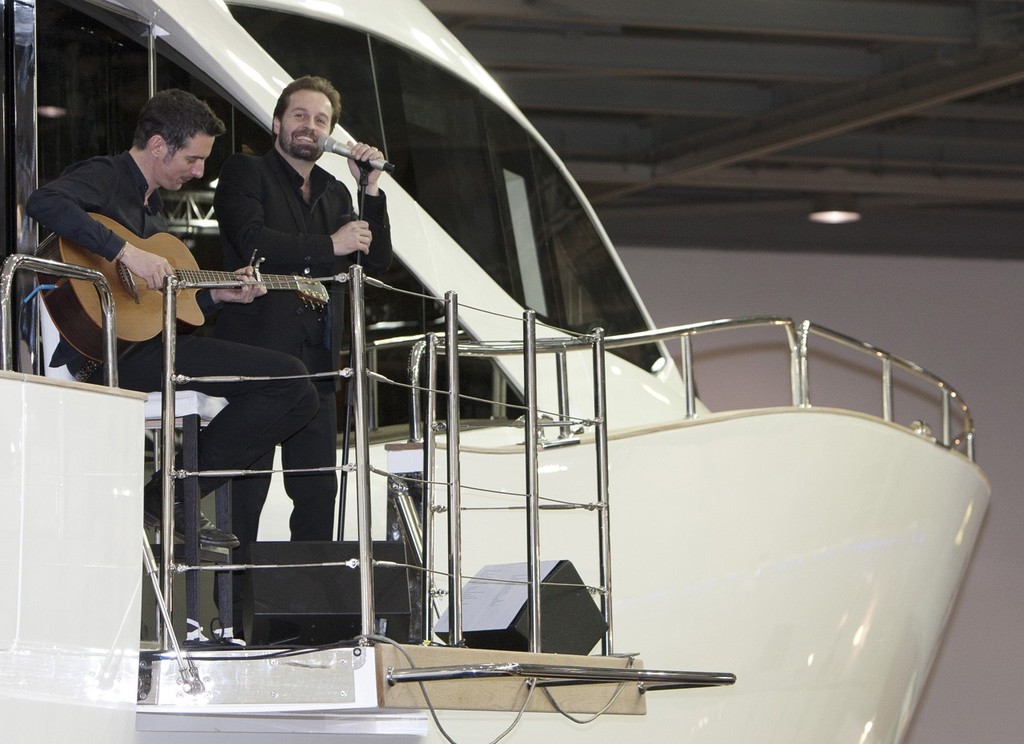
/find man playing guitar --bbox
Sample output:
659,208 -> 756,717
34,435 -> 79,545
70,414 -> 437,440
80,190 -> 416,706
26,89 -> 320,550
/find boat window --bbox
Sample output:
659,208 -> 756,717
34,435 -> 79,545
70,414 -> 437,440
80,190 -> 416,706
228,6 -> 662,373
35,2 -> 150,188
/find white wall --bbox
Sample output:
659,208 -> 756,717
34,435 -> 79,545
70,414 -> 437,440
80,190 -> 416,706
617,246 -> 1024,744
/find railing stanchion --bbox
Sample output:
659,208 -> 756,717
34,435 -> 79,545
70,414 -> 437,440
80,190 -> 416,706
348,265 -> 376,638
0,255 -> 117,383
158,274 -> 179,649
784,322 -> 801,407
942,390 -> 952,448
423,332 -> 440,640
592,327 -> 614,654
444,292 -> 464,647
882,356 -> 894,422
555,351 -> 572,439
682,334 -> 696,418
523,310 -> 542,653
797,320 -> 811,407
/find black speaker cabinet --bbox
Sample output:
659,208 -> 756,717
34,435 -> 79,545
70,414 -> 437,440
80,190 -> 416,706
247,541 -> 411,646
435,559 -> 607,655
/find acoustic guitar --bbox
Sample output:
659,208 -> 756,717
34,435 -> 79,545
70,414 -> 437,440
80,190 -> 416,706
38,212 -> 329,361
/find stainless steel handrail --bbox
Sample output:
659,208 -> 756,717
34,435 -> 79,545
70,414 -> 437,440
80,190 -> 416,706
0,254 -> 118,384
406,314 -> 973,459
388,310 -> 976,655
386,661 -> 736,692
800,321 -> 974,457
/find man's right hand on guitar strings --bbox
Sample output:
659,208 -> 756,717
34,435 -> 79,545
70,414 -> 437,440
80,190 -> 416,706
118,241 -> 174,290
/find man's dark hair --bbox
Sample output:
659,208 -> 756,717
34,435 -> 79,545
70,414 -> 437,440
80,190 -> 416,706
273,75 -> 342,129
132,89 -> 226,153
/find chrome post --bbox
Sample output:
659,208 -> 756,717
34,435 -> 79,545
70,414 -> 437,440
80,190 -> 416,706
423,332 -> 439,639
592,328 -> 614,654
555,351 -> 571,439
348,265 -> 376,638
369,345 -> 379,430
491,360 -> 507,421
797,320 -> 811,407
408,339 -> 426,441
942,389 -> 952,448
0,266 -> 14,371
159,275 -> 179,649
142,533 -> 202,694
681,334 -> 696,418
784,321 -> 801,406
523,310 -> 542,653
0,256 -> 117,384
881,356 -> 894,422
444,293 -> 464,646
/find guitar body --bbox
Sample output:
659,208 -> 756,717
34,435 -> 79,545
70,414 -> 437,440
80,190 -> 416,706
40,213 -> 206,361
38,213 -> 329,362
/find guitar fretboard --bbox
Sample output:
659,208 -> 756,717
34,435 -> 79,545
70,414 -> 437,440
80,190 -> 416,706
176,268 -> 310,292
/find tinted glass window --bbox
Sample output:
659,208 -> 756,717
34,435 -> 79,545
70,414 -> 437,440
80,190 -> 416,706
36,2 -> 149,185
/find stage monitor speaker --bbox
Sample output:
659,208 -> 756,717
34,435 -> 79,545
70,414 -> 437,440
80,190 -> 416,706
434,559 -> 607,655
247,541 -> 411,646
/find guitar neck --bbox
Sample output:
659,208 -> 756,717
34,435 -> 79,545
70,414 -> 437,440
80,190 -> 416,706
175,268 -> 306,292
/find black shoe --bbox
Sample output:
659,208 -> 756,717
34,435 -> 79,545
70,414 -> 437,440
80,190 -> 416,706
192,508 -> 240,550
143,490 -> 239,550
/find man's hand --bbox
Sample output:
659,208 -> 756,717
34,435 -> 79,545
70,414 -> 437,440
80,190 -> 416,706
331,219 -> 372,257
345,141 -> 383,195
118,242 -> 174,290
210,265 -> 267,304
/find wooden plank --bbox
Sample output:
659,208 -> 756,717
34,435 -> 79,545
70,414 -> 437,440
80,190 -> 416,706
376,644 -> 647,715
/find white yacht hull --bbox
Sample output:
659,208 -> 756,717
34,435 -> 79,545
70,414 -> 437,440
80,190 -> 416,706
0,372 -> 988,743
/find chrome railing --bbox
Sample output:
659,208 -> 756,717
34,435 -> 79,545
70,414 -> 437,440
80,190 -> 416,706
403,314 -> 974,461
0,253 -> 118,384
388,308 -> 976,656
797,320 -> 974,459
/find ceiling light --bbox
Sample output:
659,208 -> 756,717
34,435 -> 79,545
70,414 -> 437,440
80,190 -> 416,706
37,105 -> 67,119
808,194 -> 861,224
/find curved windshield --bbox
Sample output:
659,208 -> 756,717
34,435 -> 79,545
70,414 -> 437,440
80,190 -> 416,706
230,5 -> 661,373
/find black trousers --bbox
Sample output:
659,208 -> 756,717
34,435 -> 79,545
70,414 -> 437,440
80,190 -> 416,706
92,333 -> 320,500
229,379 -> 338,540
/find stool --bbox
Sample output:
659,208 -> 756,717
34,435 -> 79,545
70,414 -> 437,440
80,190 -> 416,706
144,390 -> 236,642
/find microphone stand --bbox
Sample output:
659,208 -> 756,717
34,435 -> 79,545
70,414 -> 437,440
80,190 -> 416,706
336,162 -> 372,542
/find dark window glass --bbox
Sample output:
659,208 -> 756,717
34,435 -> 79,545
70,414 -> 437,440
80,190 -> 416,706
35,2 -> 149,185
226,7 -> 383,150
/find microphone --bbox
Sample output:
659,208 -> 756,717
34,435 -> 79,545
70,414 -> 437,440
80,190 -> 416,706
318,134 -> 395,174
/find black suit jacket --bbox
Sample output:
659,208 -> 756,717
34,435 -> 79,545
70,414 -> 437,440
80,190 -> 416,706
212,149 -> 392,373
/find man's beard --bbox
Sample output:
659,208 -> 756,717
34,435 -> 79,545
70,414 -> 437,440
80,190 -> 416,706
279,129 -> 322,162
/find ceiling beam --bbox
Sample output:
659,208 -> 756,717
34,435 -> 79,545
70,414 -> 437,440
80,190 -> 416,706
420,0 -> 976,44
453,28 -> 882,83
535,119 -> 1024,171
589,43 -> 1024,204
567,161 -> 1024,201
497,74 -> 771,117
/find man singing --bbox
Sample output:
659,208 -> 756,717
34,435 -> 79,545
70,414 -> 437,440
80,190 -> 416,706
212,75 -> 393,607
